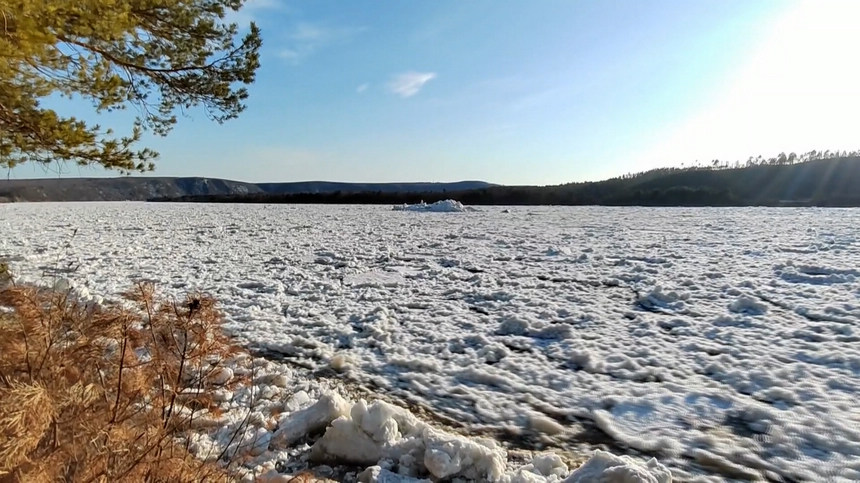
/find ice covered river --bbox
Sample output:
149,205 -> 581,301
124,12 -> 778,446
2,202 -> 859,481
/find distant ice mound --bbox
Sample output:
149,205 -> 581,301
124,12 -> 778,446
392,200 -> 466,212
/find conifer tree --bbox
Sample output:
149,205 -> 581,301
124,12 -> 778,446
0,0 -> 262,172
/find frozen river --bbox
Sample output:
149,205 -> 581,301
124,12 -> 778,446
2,202 -> 859,481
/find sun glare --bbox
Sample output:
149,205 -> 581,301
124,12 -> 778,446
640,0 -> 860,167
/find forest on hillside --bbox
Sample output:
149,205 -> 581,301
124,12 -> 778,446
153,152 -> 860,207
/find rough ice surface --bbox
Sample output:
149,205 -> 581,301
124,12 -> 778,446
392,200 -> 467,212
2,202 -> 860,481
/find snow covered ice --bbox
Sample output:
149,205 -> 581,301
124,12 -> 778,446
2,202 -> 860,481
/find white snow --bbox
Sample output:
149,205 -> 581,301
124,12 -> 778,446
2,202 -> 860,480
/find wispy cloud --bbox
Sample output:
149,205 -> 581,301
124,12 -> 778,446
291,23 -> 332,42
278,22 -> 366,64
356,83 -> 370,94
388,72 -> 437,98
277,48 -> 303,62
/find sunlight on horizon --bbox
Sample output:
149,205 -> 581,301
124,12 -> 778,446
636,0 -> 859,170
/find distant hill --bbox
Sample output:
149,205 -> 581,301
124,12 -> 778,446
4,156 -> 859,206
0,177 -> 262,202
153,155 -> 860,207
257,180 -> 492,195
0,178 -> 495,202
562,155 -> 860,206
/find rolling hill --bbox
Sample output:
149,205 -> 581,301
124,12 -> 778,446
150,155 -> 860,207
3,156 -> 859,206
0,178 -> 494,202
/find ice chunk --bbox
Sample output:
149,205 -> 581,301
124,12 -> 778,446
545,246 -> 572,256
567,349 -> 606,373
508,453 -> 570,482
249,427 -> 272,457
311,400 -> 417,466
284,390 -> 312,412
208,366 -> 234,385
53,277 -> 71,292
497,316 -> 530,336
355,400 -> 403,442
269,373 -> 291,388
392,200 -> 466,212
532,453 -> 569,477
636,287 -> 687,312
310,415 -> 383,465
728,296 -> 767,315
358,466 -> 431,483
563,450 -> 672,483
271,393 -> 350,448
212,388 -> 232,403
330,353 -> 352,371
310,400 -> 507,481
421,427 -> 506,480
528,413 -> 566,436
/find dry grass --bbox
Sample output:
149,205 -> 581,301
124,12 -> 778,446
0,263 -> 10,285
0,282 -> 242,482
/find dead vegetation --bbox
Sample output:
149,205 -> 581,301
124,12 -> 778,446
0,282 -> 244,482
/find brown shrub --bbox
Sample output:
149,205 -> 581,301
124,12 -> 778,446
0,283 -> 241,482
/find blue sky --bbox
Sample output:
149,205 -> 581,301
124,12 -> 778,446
10,0 -> 860,185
